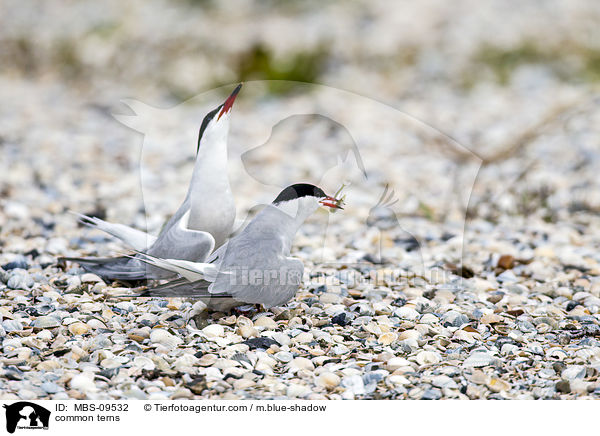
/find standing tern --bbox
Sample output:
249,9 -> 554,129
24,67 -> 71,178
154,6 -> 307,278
63,84 -> 242,281
135,183 -> 344,310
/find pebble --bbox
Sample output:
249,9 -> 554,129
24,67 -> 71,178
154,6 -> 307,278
238,325 -> 258,338
41,382 -> 62,394
385,357 -> 412,371
3,256 -> 29,270
202,324 -> 225,338
198,354 -> 218,367
81,273 -> 102,283
378,332 -> 397,345
32,316 -> 60,329
254,316 -> 278,329
68,322 -> 90,335
2,320 -> 23,332
556,380 -> 571,393
480,313 -> 503,324
316,372 -> 341,389
288,357 -> 315,372
100,358 -> 123,369
243,337 -> 278,350
286,383 -> 311,398
150,329 -> 183,349
272,332 -> 291,346
463,352 -> 498,368
274,351 -> 294,363
394,307 -> 419,321
293,332 -> 313,343
69,375 -> 98,393
7,270 -> 34,290
442,310 -> 469,327
332,344 -> 350,355
561,366 -> 586,381
432,375 -> 458,389
421,388 -> 442,400
420,314 -> 439,324
416,351 -> 441,366
469,370 -> 490,385
132,356 -> 155,370
233,379 -> 256,390
487,378 -> 510,392
171,388 -> 193,399
341,375 -> 366,396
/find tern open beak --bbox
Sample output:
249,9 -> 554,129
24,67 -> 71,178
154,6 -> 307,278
320,195 -> 344,210
218,83 -> 242,120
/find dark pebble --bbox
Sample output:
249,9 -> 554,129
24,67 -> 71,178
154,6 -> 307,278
99,368 -> 120,379
555,380 -> 570,393
24,249 -> 40,259
243,337 -> 278,350
303,297 -> 318,306
311,285 -> 327,294
393,297 -> 407,307
331,312 -> 350,326
24,307 -> 41,317
441,232 -> 456,241
495,336 -> 520,349
2,260 -> 29,271
552,362 -> 566,374
361,253 -> 384,264
394,236 -> 420,251
5,370 -> 23,381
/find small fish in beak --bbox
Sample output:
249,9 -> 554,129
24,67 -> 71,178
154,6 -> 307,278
320,195 -> 344,210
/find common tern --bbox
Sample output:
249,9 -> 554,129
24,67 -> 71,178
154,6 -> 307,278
134,183 -> 344,310
63,84 -> 242,281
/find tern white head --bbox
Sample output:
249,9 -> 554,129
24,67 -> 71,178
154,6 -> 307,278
273,182 -> 342,213
195,84 -> 241,154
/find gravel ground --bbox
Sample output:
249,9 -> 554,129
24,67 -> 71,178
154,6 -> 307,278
1,0 -> 600,400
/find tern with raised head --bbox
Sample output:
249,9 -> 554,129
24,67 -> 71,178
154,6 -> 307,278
134,183 -> 344,310
63,84 -> 242,281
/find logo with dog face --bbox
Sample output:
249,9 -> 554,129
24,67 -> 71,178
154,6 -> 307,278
3,402 -> 50,433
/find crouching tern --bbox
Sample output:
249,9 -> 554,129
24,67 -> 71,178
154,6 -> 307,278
62,84 -> 242,281
135,183 -> 344,311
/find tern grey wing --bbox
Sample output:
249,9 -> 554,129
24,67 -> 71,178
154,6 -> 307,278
61,255 -> 151,281
154,194 -> 191,237
148,210 -> 215,261
137,278 -> 211,297
137,277 -> 243,311
216,256 -> 303,308
106,221 -> 215,280
208,229 -> 303,308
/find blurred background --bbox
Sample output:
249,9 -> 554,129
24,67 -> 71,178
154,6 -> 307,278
0,0 -> 599,263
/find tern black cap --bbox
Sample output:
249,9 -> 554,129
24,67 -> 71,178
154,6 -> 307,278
273,183 -> 327,204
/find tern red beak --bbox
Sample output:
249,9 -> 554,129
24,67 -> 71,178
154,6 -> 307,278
218,83 -> 242,120
320,195 -> 344,209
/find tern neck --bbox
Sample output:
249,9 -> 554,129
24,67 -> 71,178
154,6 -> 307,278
186,125 -> 234,246
252,198 -> 320,254
272,199 -> 319,231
